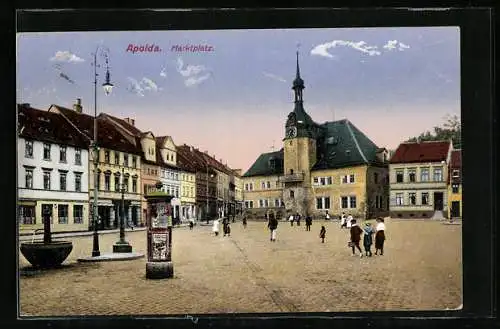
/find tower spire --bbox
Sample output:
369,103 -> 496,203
292,47 -> 305,103
296,50 -> 301,80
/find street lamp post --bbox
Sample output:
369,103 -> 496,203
91,46 -> 114,257
113,167 -> 132,253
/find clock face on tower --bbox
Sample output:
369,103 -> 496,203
286,126 -> 297,138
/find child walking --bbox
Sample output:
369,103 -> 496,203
363,222 -> 374,256
319,225 -> 326,243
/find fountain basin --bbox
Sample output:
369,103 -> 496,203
20,241 -> 73,269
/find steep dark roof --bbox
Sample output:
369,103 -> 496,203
100,113 -> 143,136
450,149 -> 461,168
176,149 -> 197,173
18,104 -> 89,148
312,119 -> 383,170
176,145 -> 216,176
49,105 -> 142,155
390,141 -> 451,164
243,149 -> 284,177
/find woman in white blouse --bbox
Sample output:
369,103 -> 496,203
374,217 -> 386,255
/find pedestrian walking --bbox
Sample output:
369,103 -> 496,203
363,222 -> 374,257
268,214 -> 278,242
349,219 -> 363,257
305,215 -> 312,231
319,225 -> 326,243
325,210 -> 330,221
242,216 -> 247,229
189,218 -> 194,230
296,213 -> 301,226
212,218 -> 220,236
340,212 -> 347,229
374,217 -> 386,255
289,214 -> 294,226
224,221 -> 231,237
346,214 -> 353,229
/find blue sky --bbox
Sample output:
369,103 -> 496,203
17,27 -> 460,171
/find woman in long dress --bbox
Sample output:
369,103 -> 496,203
374,217 -> 386,255
212,218 -> 220,236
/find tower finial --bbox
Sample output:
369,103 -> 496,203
296,43 -> 301,80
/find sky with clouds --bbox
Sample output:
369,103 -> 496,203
16,27 -> 460,172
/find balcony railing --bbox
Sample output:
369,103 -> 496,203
281,172 -> 305,183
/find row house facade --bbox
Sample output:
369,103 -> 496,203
176,147 -> 197,221
232,169 -> 244,214
49,102 -> 143,230
242,54 -> 389,220
177,145 -> 218,220
389,140 -> 453,219
100,114 -> 184,222
447,149 -> 462,219
18,104 -> 90,233
199,152 -> 233,218
155,136 -> 182,220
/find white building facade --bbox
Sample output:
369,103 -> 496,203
18,107 -> 90,233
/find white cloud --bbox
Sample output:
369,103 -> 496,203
141,77 -> 159,92
383,40 -> 410,51
185,73 -> 211,87
263,72 -> 287,83
383,40 -> 398,50
127,77 -> 161,96
127,77 -> 144,96
176,57 -> 212,87
398,42 -> 410,51
311,40 -> 381,58
50,50 -> 85,63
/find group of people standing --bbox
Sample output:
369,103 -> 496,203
211,211 -> 386,258
349,217 -> 386,257
211,217 -> 232,237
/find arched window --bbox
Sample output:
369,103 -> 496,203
290,190 -> 295,198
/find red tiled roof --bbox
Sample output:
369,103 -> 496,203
450,149 -> 461,168
49,105 -> 142,155
18,104 -> 89,148
390,141 -> 451,164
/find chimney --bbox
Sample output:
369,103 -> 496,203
73,98 -> 82,113
124,117 -> 135,126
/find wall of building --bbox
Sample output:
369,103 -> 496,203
365,165 -> 390,218
242,174 -> 283,219
310,165 -> 368,219
389,162 -> 449,218
447,183 -> 462,219
19,201 -> 89,233
18,138 -> 90,232
180,171 -> 196,220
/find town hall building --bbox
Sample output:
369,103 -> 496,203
242,53 -> 390,220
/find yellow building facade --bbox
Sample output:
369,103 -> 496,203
447,149 -> 462,219
242,174 -> 284,218
242,53 -> 389,220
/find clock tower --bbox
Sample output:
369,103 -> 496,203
282,51 -> 318,216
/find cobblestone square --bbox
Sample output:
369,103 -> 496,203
19,219 -> 462,316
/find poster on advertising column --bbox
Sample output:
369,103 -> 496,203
151,232 -> 169,261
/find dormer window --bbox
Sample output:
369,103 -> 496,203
269,157 -> 276,170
